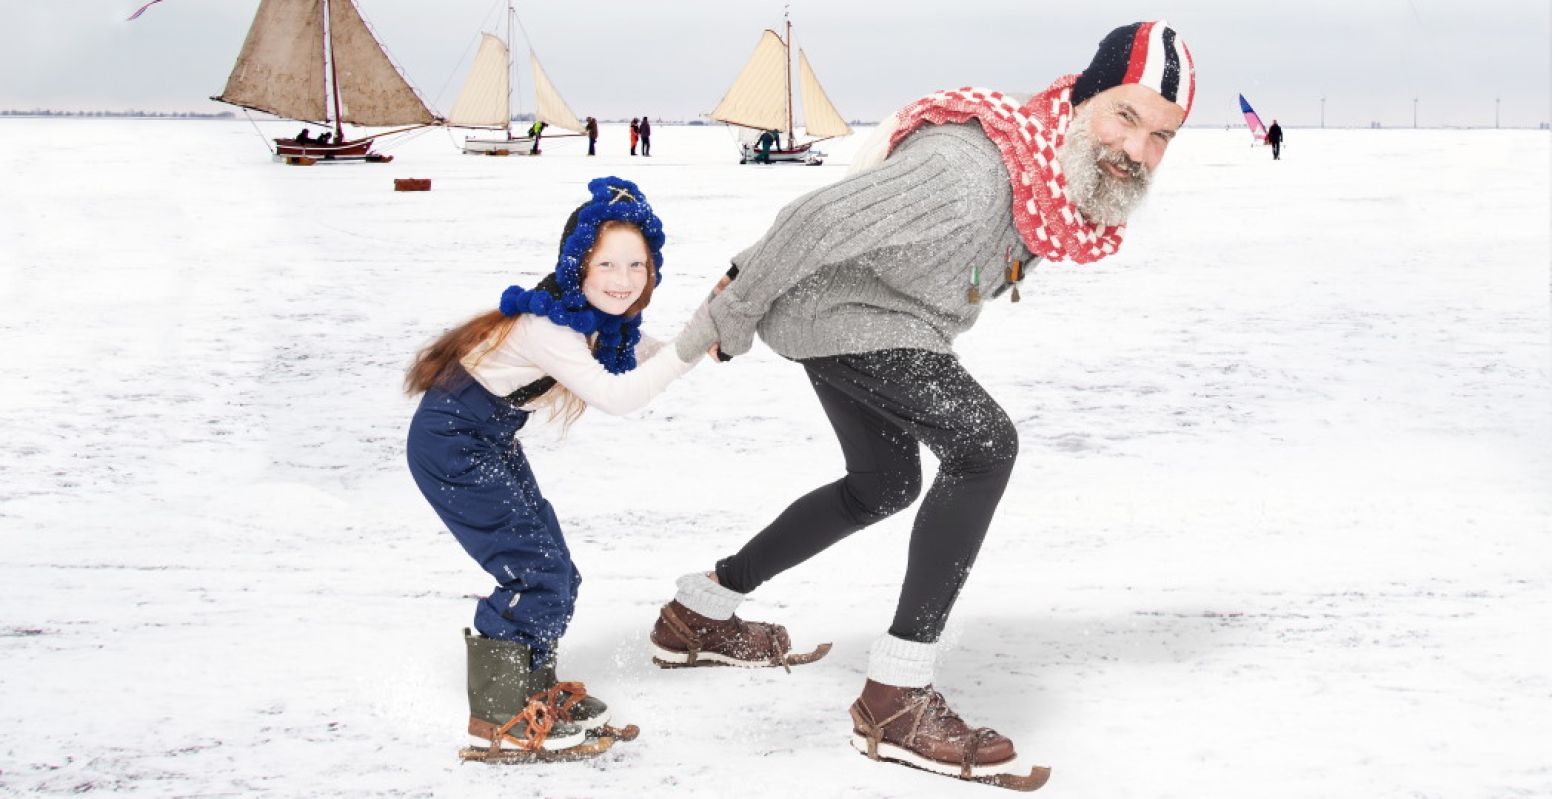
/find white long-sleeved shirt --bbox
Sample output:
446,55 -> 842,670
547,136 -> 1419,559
460,314 -> 696,416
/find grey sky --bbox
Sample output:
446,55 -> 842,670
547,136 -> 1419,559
3,0 -> 1549,128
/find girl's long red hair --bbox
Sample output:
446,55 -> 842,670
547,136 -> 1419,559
403,309 -> 516,397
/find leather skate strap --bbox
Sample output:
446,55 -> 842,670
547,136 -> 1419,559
862,692 -> 934,753
659,604 -> 703,664
529,680 -> 589,719
849,701 -> 886,760
901,695 -> 934,751
961,727 -> 1004,779
746,621 -> 791,672
489,699 -> 555,753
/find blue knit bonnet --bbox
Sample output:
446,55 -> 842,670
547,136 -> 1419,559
498,177 -> 665,374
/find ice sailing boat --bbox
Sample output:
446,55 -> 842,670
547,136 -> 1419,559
1238,93 -> 1269,145
446,3 -> 585,156
212,0 -> 441,165
710,12 -> 852,165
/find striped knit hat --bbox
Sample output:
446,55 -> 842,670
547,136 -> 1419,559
1071,21 -> 1195,119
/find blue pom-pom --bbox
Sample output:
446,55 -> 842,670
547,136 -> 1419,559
568,310 -> 596,333
499,285 -> 526,316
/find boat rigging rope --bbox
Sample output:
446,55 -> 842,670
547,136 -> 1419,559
374,125 -> 438,152
241,110 -> 276,155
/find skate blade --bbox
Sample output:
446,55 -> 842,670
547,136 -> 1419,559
651,642 -> 832,669
459,736 -> 615,763
849,735 -> 1051,791
600,723 -> 640,742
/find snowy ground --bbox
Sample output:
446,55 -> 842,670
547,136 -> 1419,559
0,119 -> 1548,798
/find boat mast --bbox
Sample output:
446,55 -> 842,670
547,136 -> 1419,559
326,0 -> 344,141
784,7 -> 794,149
505,0 -> 514,141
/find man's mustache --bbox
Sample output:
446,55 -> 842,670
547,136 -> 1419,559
1096,147 -> 1148,182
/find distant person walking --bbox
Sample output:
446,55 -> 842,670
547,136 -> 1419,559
638,116 -> 652,157
1267,119 -> 1283,160
529,120 -> 548,155
585,116 -> 599,156
630,118 -> 640,156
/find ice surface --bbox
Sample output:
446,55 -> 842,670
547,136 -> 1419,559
0,119 -> 1547,797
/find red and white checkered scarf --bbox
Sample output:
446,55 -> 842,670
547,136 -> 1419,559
887,75 -> 1124,264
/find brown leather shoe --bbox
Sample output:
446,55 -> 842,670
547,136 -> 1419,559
849,679 -> 1017,778
649,599 -> 794,668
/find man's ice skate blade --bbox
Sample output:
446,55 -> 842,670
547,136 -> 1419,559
848,735 -> 1050,791
650,640 -> 832,669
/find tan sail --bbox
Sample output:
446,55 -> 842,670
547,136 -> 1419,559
530,51 -> 584,133
447,33 -> 510,129
710,30 -> 790,132
329,0 -> 438,126
797,50 -> 852,140
215,0 -> 328,123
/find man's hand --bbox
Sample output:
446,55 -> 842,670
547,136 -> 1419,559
697,266 -> 738,361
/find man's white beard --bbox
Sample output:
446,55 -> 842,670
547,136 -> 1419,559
1057,105 -> 1153,226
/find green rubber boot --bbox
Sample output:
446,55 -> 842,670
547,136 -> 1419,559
533,649 -> 611,730
464,629 -> 584,751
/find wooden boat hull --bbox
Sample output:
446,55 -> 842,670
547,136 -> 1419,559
462,136 -> 535,156
273,138 -> 392,165
739,141 -> 824,165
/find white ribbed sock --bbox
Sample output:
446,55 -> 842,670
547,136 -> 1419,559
866,634 -> 937,688
673,572 -> 744,621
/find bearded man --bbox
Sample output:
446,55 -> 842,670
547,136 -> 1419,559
662,21 -> 1194,788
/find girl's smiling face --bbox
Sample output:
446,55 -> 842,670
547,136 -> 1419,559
581,225 -> 650,316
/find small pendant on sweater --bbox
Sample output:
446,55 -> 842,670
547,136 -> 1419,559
967,265 -> 982,304
1007,257 -> 1023,303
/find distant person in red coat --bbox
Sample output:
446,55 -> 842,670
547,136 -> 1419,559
629,118 -> 640,156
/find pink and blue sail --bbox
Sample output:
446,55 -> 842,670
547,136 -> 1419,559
1238,94 -> 1268,144
127,0 -> 165,20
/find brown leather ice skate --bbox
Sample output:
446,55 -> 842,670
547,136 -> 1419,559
849,680 -> 1051,791
649,599 -> 831,670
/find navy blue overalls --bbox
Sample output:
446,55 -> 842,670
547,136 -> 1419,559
406,370 -> 580,666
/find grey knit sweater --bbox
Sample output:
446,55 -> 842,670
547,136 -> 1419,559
679,122 -> 1036,362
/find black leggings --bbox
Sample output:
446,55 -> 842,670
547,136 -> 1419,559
716,350 -> 1018,643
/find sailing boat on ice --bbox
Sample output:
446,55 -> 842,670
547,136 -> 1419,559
446,3 -> 586,156
212,0 -> 441,165
1238,93 -> 1269,145
710,13 -> 852,165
